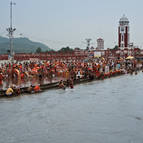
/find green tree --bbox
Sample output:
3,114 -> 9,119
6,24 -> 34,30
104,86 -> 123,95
36,47 -> 42,53
113,45 -> 118,50
58,46 -> 73,53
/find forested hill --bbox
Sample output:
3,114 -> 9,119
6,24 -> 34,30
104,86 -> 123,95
0,36 -> 50,54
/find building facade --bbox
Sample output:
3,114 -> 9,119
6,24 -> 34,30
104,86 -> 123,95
97,38 -> 104,50
118,15 -> 129,49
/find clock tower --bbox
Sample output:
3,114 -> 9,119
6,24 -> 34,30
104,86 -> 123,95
118,15 -> 129,49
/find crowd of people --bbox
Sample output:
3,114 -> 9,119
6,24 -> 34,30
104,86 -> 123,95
0,57 -> 142,96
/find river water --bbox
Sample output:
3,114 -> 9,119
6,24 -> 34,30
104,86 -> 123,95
0,72 -> 143,143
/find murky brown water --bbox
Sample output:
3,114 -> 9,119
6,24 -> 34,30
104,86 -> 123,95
0,72 -> 143,143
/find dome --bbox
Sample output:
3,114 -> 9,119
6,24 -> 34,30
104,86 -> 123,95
119,15 -> 129,22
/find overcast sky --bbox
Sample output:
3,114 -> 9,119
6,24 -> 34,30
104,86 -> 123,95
0,0 -> 143,50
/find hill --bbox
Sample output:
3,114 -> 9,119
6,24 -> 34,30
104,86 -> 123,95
0,36 -> 51,54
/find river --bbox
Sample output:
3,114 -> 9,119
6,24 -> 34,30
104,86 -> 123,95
0,72 -> 143,143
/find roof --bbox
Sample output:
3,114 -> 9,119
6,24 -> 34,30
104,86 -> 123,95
97,38 -> 104,41
119,15 -> 129,22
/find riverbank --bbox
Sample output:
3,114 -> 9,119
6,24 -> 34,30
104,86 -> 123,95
0,56 -> 142,97
0,69 -> 128,98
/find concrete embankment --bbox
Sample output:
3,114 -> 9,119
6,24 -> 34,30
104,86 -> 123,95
0,71 -> 125,98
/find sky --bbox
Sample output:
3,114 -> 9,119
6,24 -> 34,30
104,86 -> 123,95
0,0 -> 143,50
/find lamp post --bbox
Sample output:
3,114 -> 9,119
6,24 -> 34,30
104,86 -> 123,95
6,1 -> 16,62
85,38 -> 92,50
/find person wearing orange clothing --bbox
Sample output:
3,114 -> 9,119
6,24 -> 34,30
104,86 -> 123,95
34,85 -> 41,92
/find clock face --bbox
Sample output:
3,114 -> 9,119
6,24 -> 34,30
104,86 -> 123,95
120,27 -> 125,33
121,27 -> 124,32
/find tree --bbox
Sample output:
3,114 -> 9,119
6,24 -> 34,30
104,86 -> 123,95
7,50 -> 10,53
58,46 -> 73,53
36,47 -> 42,53
113,45 -> 118,50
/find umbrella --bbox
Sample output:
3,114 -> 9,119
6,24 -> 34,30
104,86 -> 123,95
126,56 -> 134,60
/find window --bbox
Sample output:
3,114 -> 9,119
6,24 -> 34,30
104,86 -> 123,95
122,35 -> 124,41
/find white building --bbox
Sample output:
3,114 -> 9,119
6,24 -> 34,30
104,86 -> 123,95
97,38 -> 104,50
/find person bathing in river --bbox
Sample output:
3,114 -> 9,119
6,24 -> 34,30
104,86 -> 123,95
12,85 -> 21,96
27,85 -> 33,93
66,79 -> 70,87
69,78 -> 74,89
59,80 -> 66,90
34,85 -> 41,93
5,86 -> 14,96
